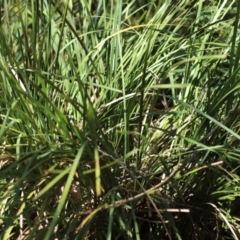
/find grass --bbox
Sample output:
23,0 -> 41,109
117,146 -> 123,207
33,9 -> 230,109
0,0 -> 240,239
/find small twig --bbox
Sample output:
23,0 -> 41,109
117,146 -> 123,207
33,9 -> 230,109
207,203 -> 239,240
136,208 -> 190,213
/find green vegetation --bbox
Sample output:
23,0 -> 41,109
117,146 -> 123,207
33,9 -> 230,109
1,0 -> 240,239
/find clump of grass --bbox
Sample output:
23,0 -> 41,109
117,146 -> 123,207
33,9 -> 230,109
0,0 -> 240,239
